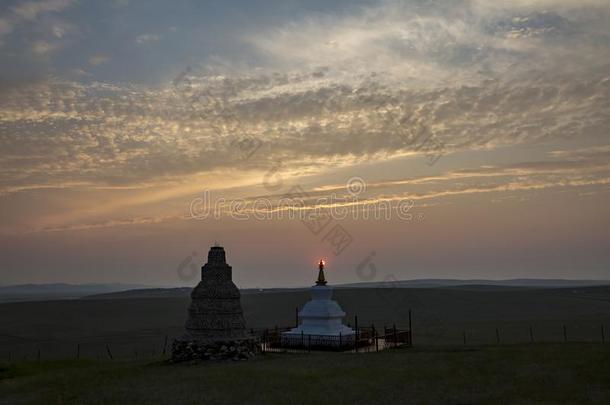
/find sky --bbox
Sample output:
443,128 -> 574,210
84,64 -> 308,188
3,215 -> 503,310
0,0 -> 609,288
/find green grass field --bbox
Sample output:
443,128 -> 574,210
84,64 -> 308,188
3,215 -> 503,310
2,343 -> 610,404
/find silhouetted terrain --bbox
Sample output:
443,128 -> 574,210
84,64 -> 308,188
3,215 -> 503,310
0,283 -> 151,303
4,279 -> 608,303
336,278 -> 610,289
83,279 -> 610,300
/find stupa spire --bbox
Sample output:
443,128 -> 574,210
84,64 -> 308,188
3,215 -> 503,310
283,258 -> 354,345
316,259 -> 327,286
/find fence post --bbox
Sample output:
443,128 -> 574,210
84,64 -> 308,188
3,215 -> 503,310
602,324 -> 605,343
162,335 -> 168,356
529,325 -> 534,343
408,309 -> 412,346
264,328 -> 268,354
295,307 -> 299,328
495,328 -> 500,345
308,334 -> 311,353
355,315 -> 359,352
375,330 -> 379,352
563,325 -> 567,342
339,332 -> 342,350
106,344 -> 114,360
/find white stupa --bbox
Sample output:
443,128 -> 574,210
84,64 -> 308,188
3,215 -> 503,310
283,260 -> 355,343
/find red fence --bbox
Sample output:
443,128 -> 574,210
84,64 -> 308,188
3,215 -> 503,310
253,325 -> 412,353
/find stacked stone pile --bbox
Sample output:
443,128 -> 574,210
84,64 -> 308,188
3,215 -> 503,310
172,245 -> 259,362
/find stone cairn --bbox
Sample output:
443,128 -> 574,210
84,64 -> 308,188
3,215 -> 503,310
171,246 -> 259,362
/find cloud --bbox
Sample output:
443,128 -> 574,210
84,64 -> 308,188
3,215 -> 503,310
0,17 -> 13,38
261,150 -> 610,202
30,214 -> 184,233
10,0 -> 74,21
1,0 -> 610,232
135,33 -> 161,45
0,58 -> 608,197
88,55 -> 110,66
245,0 -> 610,84
16,148 -> 610,234
0,0 -> 75,40
50,21 -> 73,38
112,0 -> 129,8
28,152 -> 610,233
31,39 -> 58,54
549,144 -> 610,159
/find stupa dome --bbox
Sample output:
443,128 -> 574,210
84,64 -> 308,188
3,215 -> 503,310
283,260 -> 355,338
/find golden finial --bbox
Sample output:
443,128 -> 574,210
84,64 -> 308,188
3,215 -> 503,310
316,259 -> 327,286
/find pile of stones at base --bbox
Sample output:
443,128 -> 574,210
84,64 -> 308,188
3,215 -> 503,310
171,339 -> 259,362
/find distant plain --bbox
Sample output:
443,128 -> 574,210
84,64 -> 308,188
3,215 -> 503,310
1,285 -> 610,360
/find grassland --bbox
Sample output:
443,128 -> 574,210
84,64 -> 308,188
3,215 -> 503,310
1,286 -> 610,403
2,343 -> 610,404
2,286 -> 610,360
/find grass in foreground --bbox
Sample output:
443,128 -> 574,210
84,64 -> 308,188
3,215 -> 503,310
1,343 -> 609,404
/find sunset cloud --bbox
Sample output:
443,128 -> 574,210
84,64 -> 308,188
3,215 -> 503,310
0,64 -> 607,200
